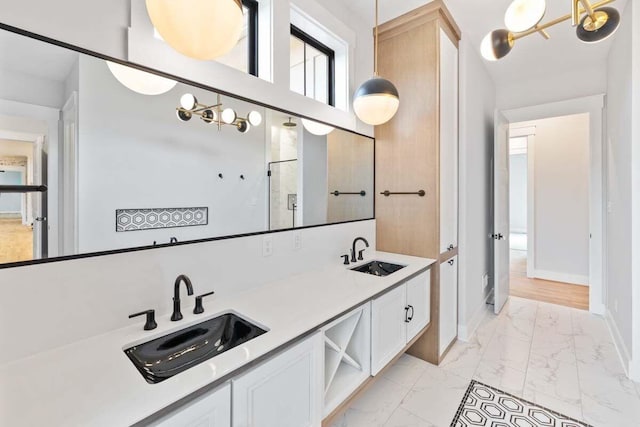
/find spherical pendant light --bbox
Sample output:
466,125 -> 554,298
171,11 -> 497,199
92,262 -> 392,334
247,111 -> 263,127
352,0 -> 400,126
237,120 -> 250,133
145,0 -> 244,60
301,118 -> 335,136
180,93 -> 198,110
481,29 -> 515,61
106,61 -> 177,95
221,108 -> 237,124
576,7 -> 621,43
504,0 -> 546,33
353,77 -> 400,126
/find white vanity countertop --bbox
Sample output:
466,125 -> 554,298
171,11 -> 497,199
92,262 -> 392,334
0,251 -> 435,427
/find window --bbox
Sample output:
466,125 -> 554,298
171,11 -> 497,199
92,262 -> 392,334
215,0 -> 259,75
290,25 -> 335,106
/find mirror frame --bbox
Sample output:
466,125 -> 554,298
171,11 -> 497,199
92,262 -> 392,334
0,21 -> 376,270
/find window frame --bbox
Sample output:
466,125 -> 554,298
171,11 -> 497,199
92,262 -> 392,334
244,0 -> 259,76
290,24 -> 336,107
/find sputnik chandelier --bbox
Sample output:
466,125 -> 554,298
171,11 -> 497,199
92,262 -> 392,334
176,93 -> 262,133
482,0 -> 621,61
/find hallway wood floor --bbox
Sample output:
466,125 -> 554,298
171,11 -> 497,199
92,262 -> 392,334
509,250 -> 589,310
0,217 -> 32,264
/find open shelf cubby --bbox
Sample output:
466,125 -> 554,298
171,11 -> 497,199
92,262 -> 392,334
322,302 -> 371,417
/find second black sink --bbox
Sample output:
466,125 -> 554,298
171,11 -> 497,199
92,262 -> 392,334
125,313 -> 267,384
351,261 -> 405,277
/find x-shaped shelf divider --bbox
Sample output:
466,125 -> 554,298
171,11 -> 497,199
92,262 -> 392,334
324,309 -> 363,394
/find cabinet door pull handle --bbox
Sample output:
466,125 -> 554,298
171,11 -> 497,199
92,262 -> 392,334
404,306 -> 411,323
447,244 -> 454,251
407,305 -> 414,322
448,259 -> 455,266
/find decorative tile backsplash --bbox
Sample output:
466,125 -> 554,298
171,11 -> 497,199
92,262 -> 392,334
116,207 -> 208,232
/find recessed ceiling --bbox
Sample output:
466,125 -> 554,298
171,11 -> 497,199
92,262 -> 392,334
344,0 -> 627,90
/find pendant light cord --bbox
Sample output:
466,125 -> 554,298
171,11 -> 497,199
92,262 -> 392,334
374,0 -> 379,76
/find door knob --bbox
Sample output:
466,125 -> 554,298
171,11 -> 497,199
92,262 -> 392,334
34,217 -> 47,222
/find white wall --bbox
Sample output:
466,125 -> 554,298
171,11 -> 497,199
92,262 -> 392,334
514,114 -> 590,284
497,64 -> 607,111
606,0 -> 634,365
77,55 -> 269,253
0,67 -> 65,109
457,37 -> 496,340
0,219 -> 376,365
631,0 -> 640,382
509,153 -> 527,234
0,0 -> 374,136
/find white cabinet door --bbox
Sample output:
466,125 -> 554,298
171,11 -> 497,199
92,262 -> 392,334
371,285 -> 407,375
232,333 -> 322,427
151,383 -> 231,427
439,28 -> 459,254
439,256 -> 458,355
406,271 -> 431,342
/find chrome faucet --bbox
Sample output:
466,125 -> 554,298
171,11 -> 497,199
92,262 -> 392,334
171,274 -> 194,321
351,237 -> 370,263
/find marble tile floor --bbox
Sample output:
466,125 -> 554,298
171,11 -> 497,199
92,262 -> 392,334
329,296 -> 640,427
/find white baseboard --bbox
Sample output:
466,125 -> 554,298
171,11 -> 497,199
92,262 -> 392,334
458,293 -> 491,342
533,269 -> 589,286
605,309 -> 632,377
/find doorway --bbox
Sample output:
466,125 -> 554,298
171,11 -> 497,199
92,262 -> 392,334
494,95 -> 604,314
507,115 -> 591,310
0,138 -> 47,264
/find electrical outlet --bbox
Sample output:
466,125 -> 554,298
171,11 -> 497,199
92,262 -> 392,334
293,232 -> 302,250
262,235 -> 273,257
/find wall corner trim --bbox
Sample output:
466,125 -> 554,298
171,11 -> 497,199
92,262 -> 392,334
457,293 -> 490,342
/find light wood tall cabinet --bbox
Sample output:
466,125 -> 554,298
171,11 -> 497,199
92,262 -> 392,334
375,1 -> 460,364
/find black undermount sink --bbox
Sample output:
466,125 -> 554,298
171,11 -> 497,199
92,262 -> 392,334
125,313 -> 267,384
351,261 -> 405,277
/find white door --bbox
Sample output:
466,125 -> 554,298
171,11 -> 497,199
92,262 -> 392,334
232,334 -> 322,427
493,111 -> 510,314
371,284 -> 407,375
405,271 -> 431,341
439,28 -> 459,254
61,92 -> 79,256
32,136 -> 47,258
439,257 -> 458,355
151,383 -> 231,427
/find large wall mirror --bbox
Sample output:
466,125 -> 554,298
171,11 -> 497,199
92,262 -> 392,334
0,25 -> 374,267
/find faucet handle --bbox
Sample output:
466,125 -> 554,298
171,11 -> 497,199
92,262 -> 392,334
129,309 -> 157,331
358,249 -> 366,261
194,291 -> 215,314
341,254 -> 350,265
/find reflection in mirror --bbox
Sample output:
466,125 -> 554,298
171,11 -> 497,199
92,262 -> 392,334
0,27 -> 374,266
